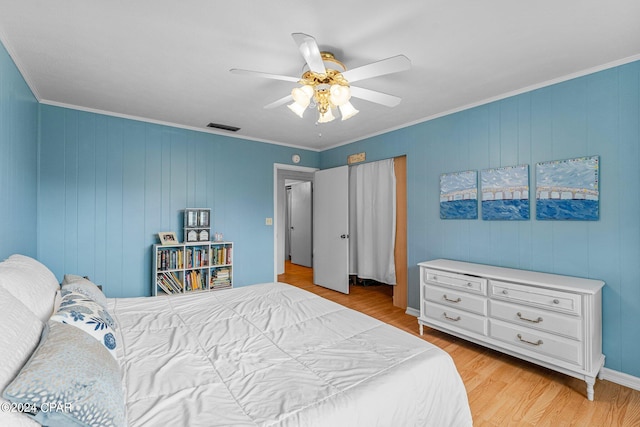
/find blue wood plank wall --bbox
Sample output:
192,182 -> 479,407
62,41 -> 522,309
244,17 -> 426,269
0,41 -> 38,260
320,61 -> 640,378
37,105 -> 319,298
2,34 -> 639,379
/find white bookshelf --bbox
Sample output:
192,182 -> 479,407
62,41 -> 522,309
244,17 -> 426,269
152,241 -> 233,296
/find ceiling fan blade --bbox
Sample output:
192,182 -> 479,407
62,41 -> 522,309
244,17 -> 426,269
230,68 -> 299,83
291,33 -> 326,75
349,86 -> 402,107
342,55 -> 411,83
264,94 -> 293,109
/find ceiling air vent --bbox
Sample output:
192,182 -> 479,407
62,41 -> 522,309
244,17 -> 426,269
207,122 -> 240,132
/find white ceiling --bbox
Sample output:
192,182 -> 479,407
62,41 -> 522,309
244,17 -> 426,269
1,1 -> 639,151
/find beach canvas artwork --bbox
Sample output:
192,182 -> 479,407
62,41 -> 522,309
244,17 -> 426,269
481,165 -> 530,220
440,170 -> 478,219
535,156 -> 599,220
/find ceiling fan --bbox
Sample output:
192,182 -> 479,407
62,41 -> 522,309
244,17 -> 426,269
230,33 -> 411,123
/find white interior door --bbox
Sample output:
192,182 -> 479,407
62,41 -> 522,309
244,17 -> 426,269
313,166 -> 349,294
290,181 -> 312,267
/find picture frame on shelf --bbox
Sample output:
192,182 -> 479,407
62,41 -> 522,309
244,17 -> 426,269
158,232 -> 178,245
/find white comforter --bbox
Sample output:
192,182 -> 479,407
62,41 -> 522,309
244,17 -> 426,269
108,282 -> 472,426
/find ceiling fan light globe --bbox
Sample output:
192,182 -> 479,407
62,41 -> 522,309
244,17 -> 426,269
288,101 -> 307,118
339,102 -> 359,121
291,87 -> 312,106
329,84 -> 351,106
317,108 -> 335,123
301,84 -> 314,99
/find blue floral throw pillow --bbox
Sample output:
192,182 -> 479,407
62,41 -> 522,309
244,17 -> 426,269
50,291 -> 118,359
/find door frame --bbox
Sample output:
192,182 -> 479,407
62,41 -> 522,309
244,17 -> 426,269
273,163 -> 318,282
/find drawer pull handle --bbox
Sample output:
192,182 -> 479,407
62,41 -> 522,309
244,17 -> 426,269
553,299 -> 560,304
443,313 -> 461,322
443,295 -> 462,303
517,334 -> 543,346
517,312 -> 543,323
432,275 -> 438,281
466,282 -> 473,287
502,289 -> 508,295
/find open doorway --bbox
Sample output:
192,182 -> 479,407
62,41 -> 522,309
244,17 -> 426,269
273,164 -> 316,278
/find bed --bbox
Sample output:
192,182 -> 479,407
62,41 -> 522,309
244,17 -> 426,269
0,254 -> 472,426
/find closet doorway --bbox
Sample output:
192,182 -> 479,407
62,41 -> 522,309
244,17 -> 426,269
273,157 -> 407,310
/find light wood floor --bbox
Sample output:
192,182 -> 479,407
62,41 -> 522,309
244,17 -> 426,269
278,261 -> 640,427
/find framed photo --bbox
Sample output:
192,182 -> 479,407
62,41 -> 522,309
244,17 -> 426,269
158,232 -> 178,245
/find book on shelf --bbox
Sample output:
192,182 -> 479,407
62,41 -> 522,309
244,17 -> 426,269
210,267 -> 232,289
211,246 -> 232,266
156,277 -> 173,295
157,272 -> 182,294
185,247 -> 209,269
157,248 -> 183,271
184,270 -> 205,291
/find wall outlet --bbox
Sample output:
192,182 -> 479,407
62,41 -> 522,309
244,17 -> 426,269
265,217 -> 273,226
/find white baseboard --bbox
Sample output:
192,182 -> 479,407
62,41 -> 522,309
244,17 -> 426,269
405,307 -> 420,317
404,307 -> 640,392
600,368 -> 640,391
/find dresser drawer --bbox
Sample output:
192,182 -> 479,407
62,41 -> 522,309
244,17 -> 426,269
489,319 -> 583,366
424,284 -> 487,315
423,301 -> 488,335
490,280 -> 582,316
423,268 -> 486,295
489,299 -> 582,340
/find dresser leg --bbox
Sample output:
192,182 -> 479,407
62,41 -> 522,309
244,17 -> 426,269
419,324 -> 423,336
585,376 -> 595,401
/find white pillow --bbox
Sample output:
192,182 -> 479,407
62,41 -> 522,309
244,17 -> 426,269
0,288 -> 44,427
62,274 -> 107,307
0,254 -> 60,322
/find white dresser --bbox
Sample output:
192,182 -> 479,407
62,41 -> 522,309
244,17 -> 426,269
418,259 -> 605,400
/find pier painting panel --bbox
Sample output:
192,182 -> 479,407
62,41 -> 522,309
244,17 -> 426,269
535,156 -> 599,220
480,164 -> 530,220
440,170 -> 478,219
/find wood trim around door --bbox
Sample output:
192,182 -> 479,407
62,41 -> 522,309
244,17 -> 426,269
393,156 -> 407,309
